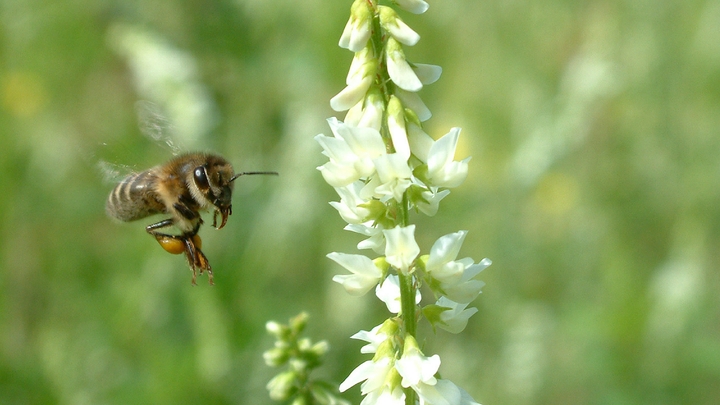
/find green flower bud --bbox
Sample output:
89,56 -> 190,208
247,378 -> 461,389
290,312 -> 309,334
266,370 -> 297,401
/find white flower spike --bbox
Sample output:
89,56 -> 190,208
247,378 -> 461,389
315,2 -> 491,405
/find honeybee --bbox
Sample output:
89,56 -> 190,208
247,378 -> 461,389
106,152 -> 277,285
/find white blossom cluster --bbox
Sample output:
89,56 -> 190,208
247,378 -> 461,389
316,1 -> 490,404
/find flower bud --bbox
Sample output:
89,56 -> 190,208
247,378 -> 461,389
379,6 -> 420,46
266,370 -> 297,401
289,312 -> 309,334
387,96 -> 410,160
386,38 -> 422,92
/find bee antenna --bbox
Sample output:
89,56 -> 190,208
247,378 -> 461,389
229,171 -> 279,183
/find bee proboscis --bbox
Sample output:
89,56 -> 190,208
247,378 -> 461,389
106,152 -> 277,285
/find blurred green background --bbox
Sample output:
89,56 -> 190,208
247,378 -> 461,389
2,0 -> 720,404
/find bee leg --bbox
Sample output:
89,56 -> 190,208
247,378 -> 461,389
182,236 -> 213,286
145,219 -> 213,285
146,218 -> 175,233
181,237 -> 200,285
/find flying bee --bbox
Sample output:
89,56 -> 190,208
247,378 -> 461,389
106,152 -> 278,285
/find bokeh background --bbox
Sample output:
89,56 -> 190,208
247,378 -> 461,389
2,0 -> 720,404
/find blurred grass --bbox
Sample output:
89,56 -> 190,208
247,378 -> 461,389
2,0 -> 720,404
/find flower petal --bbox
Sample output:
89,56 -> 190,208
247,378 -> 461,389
413,63 -> 442,85
386,38 -> 422,92
383,225 -> 420,273
329,252 -> 383,296
395,89 -> 432,122
331,73 -> 374,111
394,0 -> 429,14
379,6 -> 420,46
387,96 -> 411,160
426,230 -> 467,270
427,127 -> 470,188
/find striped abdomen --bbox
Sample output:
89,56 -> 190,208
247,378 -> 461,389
106,169 -> 166,222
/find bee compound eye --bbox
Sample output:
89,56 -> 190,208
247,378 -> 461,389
194,166 -> 210,190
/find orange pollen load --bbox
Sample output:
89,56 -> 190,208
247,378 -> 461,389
156,234 -> 202,254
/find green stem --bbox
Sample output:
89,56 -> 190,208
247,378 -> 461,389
399,269 -> 417,405
398,271 -> 416,337
399,190 -> 416,405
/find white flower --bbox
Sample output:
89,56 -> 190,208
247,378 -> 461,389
396,88 -> 432,122
387,96 -> 411,160
426,127 -> 470,188
339,356 -> 394,394
394,0 -> 430,14
386,37 -> 423,92
442,258 -> 490,304
407,121 -> 434,162
426,231 -> 468,281
416,187 -> 450,216
315,118 -> 386,187
362,385 -> 405,405
379,6 -> 420,46
329,252 -> 383,296
345,88 -> 385,131
376,274 -> 421,313
330,182 -> 371,224
395,336 -> 440,388
435,296 -> 478,334
373,154 -> 413,202
350,324 -> 388,354
383,225 -> 420,273
330,55 -> 376,111
416,379 -> 481,405
345,222 -> 386,254
339,0 -> 373,52
425,232 -> 491,304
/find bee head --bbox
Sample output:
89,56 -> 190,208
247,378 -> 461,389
191,155 -> 278,230
192,158 -> 236,229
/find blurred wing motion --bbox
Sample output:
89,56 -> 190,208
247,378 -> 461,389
135,100 -> 184,155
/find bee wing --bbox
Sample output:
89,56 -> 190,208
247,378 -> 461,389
135,100 -> 185,155
97,159 -> 137,184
